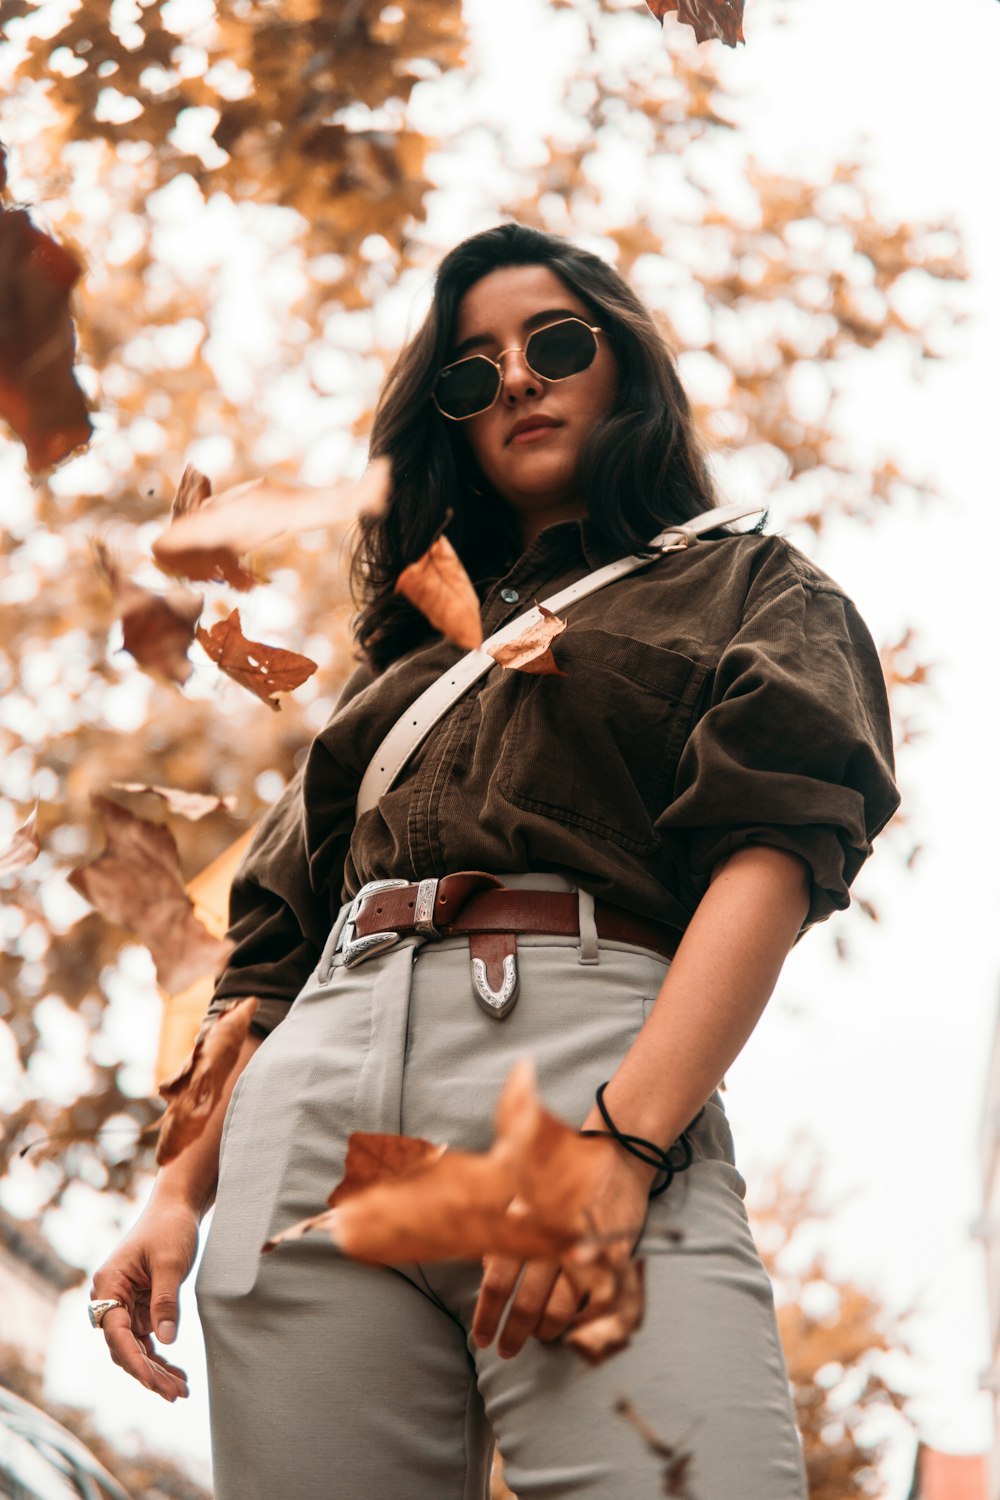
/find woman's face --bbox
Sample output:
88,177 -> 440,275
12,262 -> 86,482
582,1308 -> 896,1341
447,264 -> 618,546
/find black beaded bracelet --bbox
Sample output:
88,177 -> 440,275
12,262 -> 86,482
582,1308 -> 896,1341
580,1082 -> 705,1198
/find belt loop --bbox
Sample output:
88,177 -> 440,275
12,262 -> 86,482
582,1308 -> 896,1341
577,887 -> 599,965
318,901 -> 352,983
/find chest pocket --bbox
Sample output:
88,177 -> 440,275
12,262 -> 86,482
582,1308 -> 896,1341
495,627 -> 707,856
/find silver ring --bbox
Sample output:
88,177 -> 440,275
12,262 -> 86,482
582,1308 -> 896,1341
88,1297 -> 126,1329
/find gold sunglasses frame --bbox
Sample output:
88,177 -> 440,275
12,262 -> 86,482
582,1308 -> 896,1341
432,317 -> 603,421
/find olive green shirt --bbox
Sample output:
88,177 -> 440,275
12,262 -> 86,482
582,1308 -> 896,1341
209,521 -> 899,1035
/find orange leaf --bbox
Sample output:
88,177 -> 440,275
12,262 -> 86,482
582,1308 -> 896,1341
0,803 -> 40,878
265,1060 -> 622,1266
156,999 -> 258,1165
262,1151 -> 560,1261
488,603 -> 567,676
395,535 -> 483,650
68,795 -> 233,994
646,0 -> 745,47
327,1132 -> 447,1208
196,608 -> 318,711
171,462 -> 213,518
110,783 -> 237,821
0,206 -> 92,473
153,459 -> 391,590
93,539 -> 202,687
612,1398 -> 694,1497
564,1249 -> 646,1366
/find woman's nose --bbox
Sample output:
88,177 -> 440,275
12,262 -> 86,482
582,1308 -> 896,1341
500,349 -> 542,404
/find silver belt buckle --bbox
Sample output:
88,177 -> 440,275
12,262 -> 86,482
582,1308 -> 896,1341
339,878 -> 410,967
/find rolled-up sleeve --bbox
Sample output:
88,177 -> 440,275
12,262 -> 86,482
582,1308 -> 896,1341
656,538 -> 900,927
206,662 -> 373,1035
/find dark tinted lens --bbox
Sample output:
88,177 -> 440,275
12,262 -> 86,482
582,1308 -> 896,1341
434,356 -> 500,418
525,320 -> 596,380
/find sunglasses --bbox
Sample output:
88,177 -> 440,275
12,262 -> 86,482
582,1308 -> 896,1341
432,317 -> 603,421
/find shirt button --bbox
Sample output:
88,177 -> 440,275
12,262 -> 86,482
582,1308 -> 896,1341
500,588 -> 519,604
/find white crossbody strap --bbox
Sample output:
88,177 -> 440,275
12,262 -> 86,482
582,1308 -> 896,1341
356,500 -> 763,818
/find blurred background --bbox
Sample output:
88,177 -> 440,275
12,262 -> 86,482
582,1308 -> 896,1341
1,0 -> 999,1495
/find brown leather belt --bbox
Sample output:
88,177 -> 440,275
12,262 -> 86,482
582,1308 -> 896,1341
340,872 -> 682,967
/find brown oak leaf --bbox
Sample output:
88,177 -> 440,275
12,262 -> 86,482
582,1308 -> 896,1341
110,783 -> 237,821
196,608 -> 318,711
170,462 -> 213,518
0,803 -> 40,878
646,0 -> 745,47
264,1060 -> 623,1267
68,794 -> 233,994
395,534 -> 483,650
327,1133 -> 447,1209
0,205 -> 92,473
613,1397 -> 695,1497
563,1249 -> 646,1366
153,459 -> 390,590
156,998 -> 258,1165
488,603 -> 567,676
93,539 -> 202,686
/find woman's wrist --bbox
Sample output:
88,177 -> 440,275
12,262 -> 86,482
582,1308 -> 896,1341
580,1082 -> 702,1198
580,1099 -> 660,1191
148,1167 -> 216,1219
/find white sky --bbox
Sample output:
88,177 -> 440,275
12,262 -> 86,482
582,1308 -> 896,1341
3,0 -> 1000,1494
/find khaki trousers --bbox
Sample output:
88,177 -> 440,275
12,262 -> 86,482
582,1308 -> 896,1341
196,883 -> 807,1500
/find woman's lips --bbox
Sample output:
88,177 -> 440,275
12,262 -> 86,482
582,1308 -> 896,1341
509,422 -> 561,444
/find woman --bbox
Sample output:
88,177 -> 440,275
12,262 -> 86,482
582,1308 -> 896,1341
91,223 -> 899,1499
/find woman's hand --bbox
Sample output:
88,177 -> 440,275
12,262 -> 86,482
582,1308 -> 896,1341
90,1195 -> 201,1402
472,1143 -> 655,1359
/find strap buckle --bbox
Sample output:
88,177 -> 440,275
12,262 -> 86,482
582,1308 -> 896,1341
657,528 -> 692,552
339,878 -> 411,967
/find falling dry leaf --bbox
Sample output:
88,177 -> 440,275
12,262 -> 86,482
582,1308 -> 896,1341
196,608 -> 318,711
613,1398 -> 695,1498
263,1145 -> 547,1261
68,794 -> 233,993
0,205 -> 92,472
328,1133 -> 447,1209
488,603 -> 567,676
93,539 -> 202,686
110,783 -> 237,821
394,534 -> 483,650
646,0 -> 745,47
0,803 -> 40,878
156,998 -> 258,1165
263,1063 -> 648,1360
171,462 -> 213,518
563,1251 -> 645,1366
265,1060 -> 623,1266
153,459 -> 391,590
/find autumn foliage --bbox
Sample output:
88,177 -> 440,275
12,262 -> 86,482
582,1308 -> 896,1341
0,9 -> 959,1492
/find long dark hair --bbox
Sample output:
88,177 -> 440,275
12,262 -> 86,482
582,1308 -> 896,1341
351,222 -> 720,670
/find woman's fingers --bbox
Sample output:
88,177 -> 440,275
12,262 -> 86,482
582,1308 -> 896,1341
535,1270 -> 587,1343
136,1335 -> 190,1390
100,1307 -> 188,1403
495,1260 -> 562,1359
150,1251 -> 189,1345
472,1254 -> 523,1349
475,1257 -> 593,1357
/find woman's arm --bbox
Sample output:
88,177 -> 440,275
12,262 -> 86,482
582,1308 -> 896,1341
586,842 -> 810,1150
90,1030 -> 262,1401
473,844 -> 810,1357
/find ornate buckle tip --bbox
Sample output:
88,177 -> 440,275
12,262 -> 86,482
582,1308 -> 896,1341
471,952 -> 519,1021
340,878 -> 410,967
